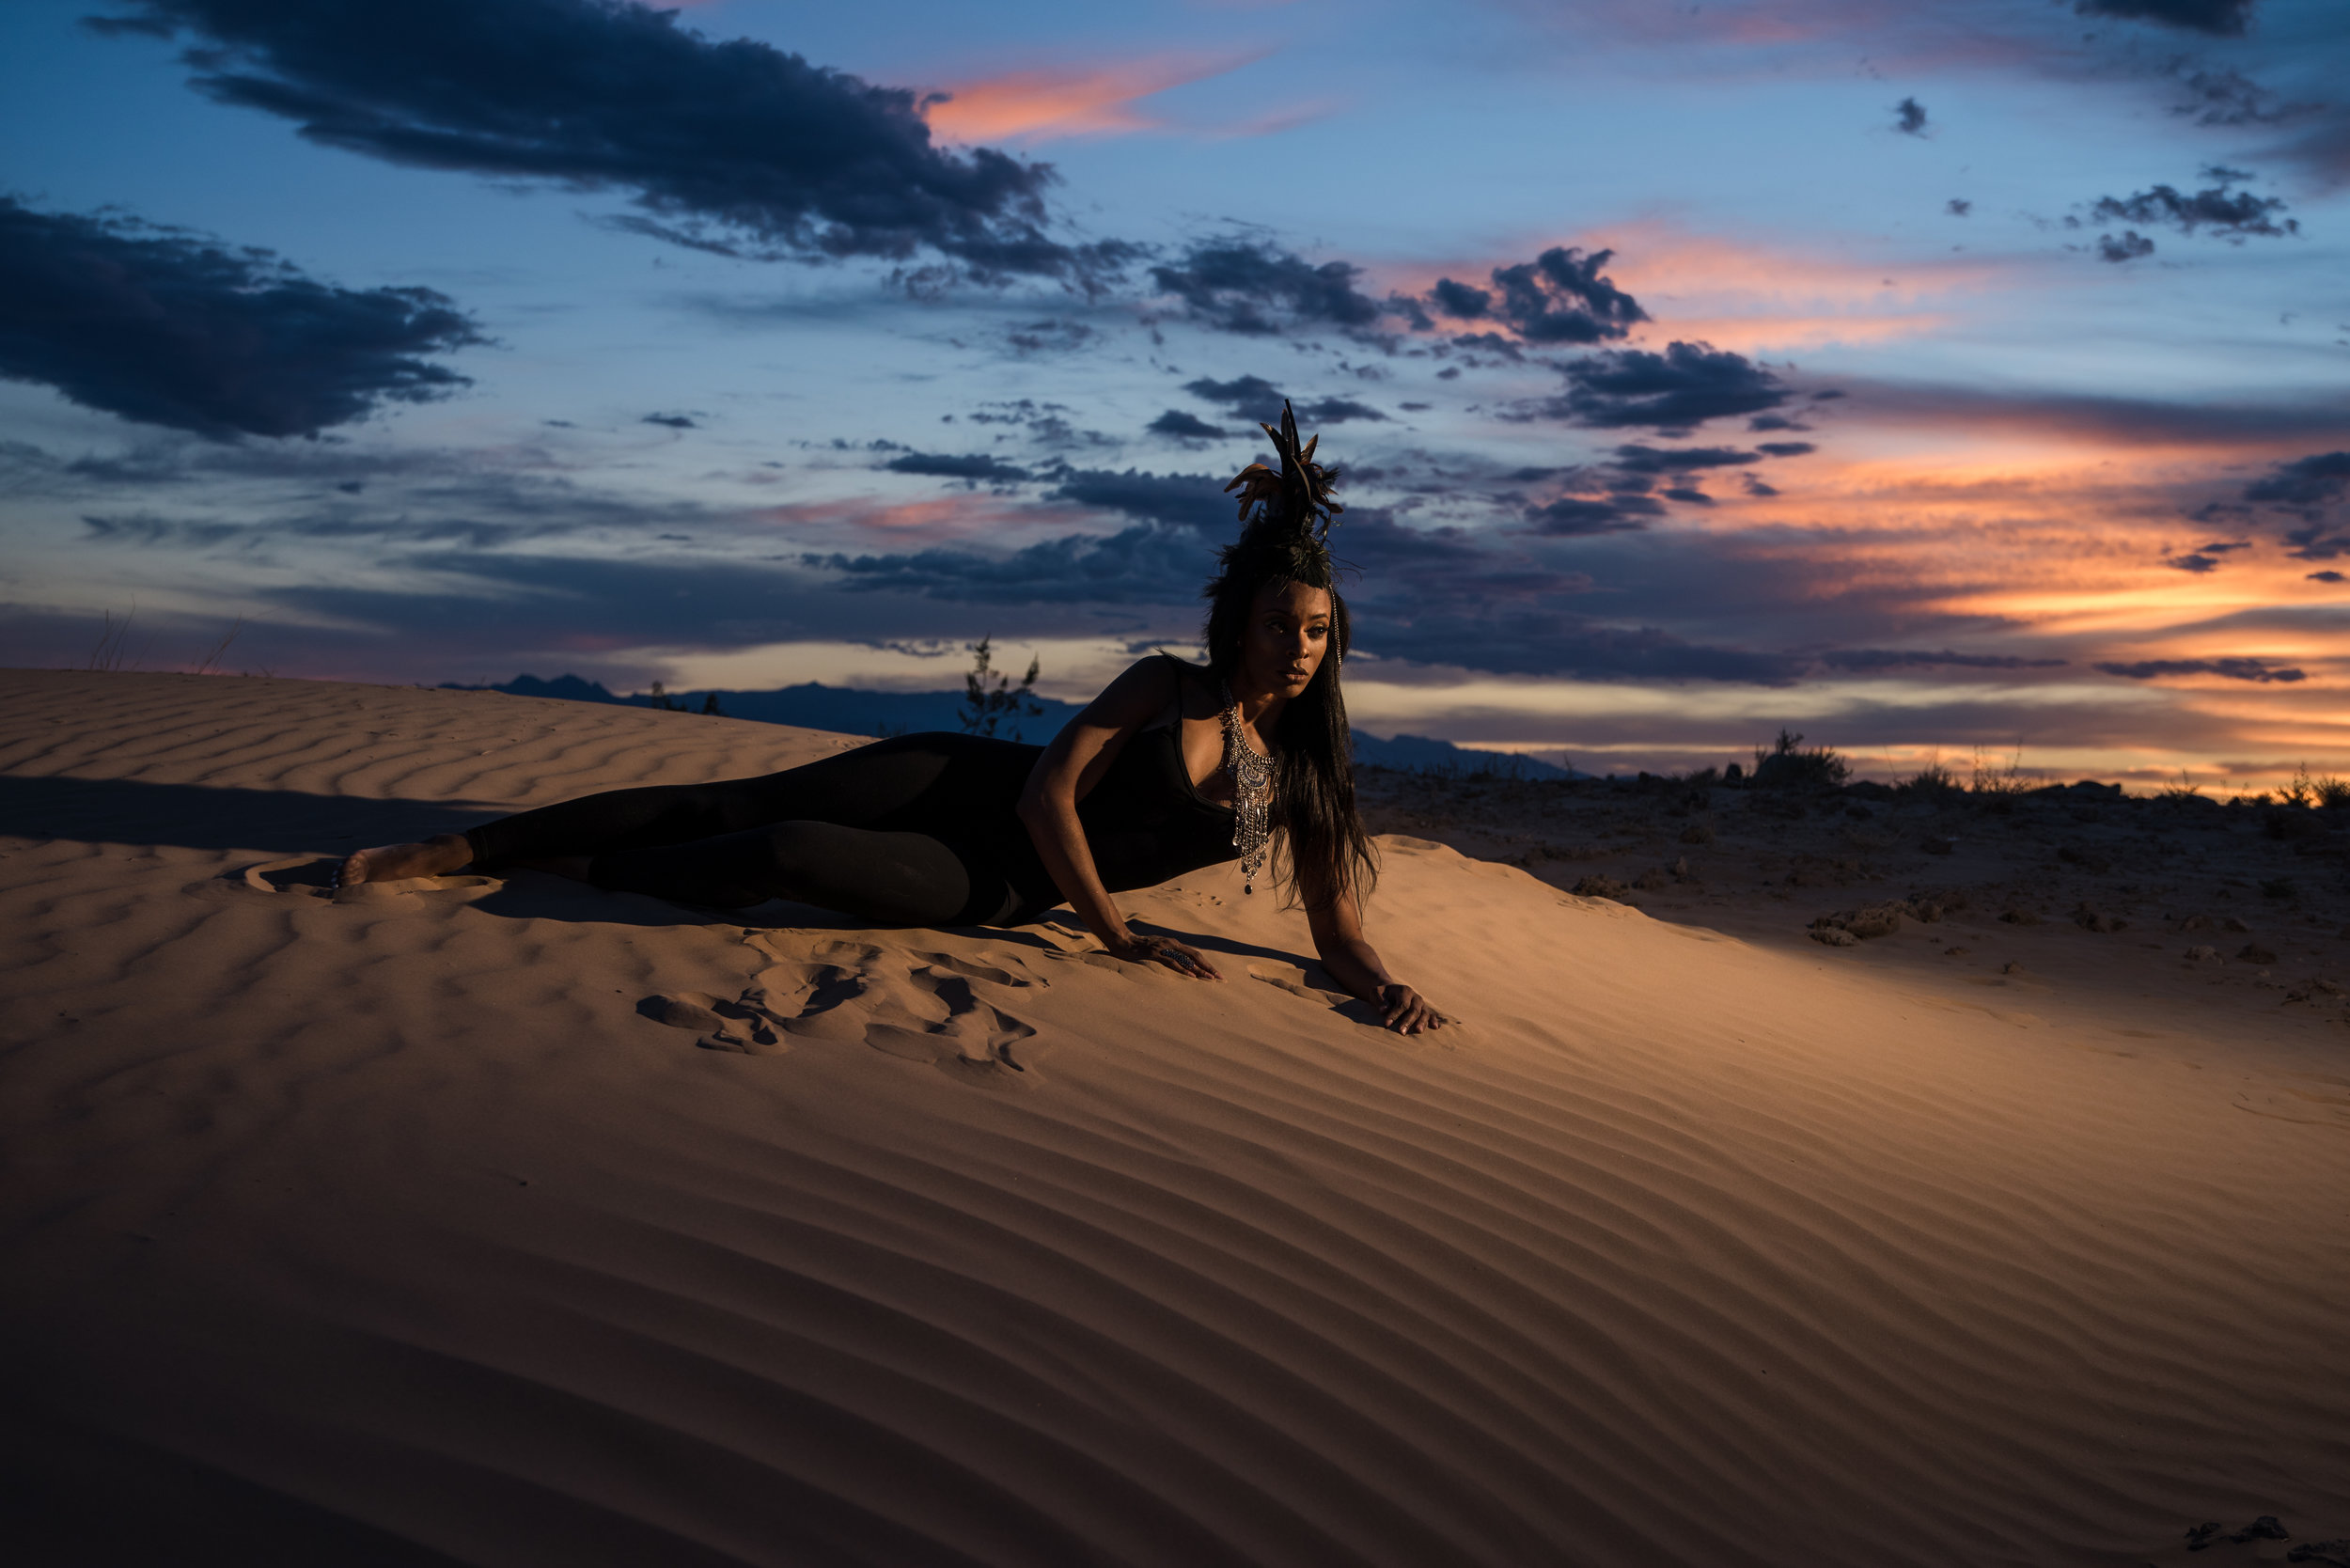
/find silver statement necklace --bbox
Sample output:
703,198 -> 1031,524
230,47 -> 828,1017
1218,680 -> 1273,893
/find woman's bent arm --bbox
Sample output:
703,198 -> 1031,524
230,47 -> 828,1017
1307,895 -> 1445,1034
1018,659 -> 1223,980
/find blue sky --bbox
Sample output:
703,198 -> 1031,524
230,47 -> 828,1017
4,0 -> 2348,784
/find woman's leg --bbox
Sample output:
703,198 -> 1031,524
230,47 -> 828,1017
339,733 -> 1041,901
459,733 -> 1028,867
589,821 -> 1028,926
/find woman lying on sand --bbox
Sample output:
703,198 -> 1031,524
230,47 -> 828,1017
341,404 -> 1445,1035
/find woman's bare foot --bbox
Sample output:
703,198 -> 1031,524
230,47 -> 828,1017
337,833 -> 473,888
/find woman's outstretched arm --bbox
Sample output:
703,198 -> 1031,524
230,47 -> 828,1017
1018,658 -> 1224,980
1306,896 -> 1446,1034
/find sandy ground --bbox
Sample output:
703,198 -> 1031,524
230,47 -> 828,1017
1355,764 -> 2350,1065
3,668 -> 2346,1568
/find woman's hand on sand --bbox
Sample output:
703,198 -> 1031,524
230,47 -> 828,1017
1111,933 -> 1223,981
1377,983 -> 1446,1035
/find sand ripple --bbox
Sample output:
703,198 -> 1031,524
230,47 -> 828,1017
4,671 -> 2347,1565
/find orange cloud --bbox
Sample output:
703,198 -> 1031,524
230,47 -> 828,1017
921,53 -> 1263,144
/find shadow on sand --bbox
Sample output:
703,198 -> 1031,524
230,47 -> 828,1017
0,775 -> 500,855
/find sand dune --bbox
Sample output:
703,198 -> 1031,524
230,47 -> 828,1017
3,669 -> 2346,1567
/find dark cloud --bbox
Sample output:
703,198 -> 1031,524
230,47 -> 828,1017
1148,237 -> 1383,335
1947,198 -> 1972,216
2075,0 -> 2253,36
1429,278 -> 1490,320
1510,444 -> 1786,530
2258,108 -> 2350,190
82,508 -> 571,551
2310,570 -> 2346,583
1182,374 -> 1285,420
2282,528 -> 2350,561
2244,454 -> 2350,559
258,551 -> 966,662
1747,415 -> 1811,433
882,451 -> 1030,482
1756,442 -> 1818,458
1444,330 -> 1526,363
1300,397 -> 1387,425
1608,444 -> 1760,475
64,452 -> 716,553
2244,450 -> 2350,509
2091,180 -> 2296,238
2170,67 -> 2295,127
99,0 -> 1120,283
782,485 -> 1797,685
2095,657 -> 2304,682
1004,318 -> 1094,355
1542,341 -> 1792,433
808,524 -> 1207,604
2164,539 -> 2254,572
1817,649 -> 2068,671
1817,382 -> 2350,447
1895,98 -> 1929,136
1180,375 -> 1383,428
1355,609 -> 1797,684
0,196 -> 479,440
641,413 -> 696,429
1145,409 -> 1227,442
2097,230 -> 2156,262
1524,494 -> 1665,536
954,398 -> 1111,452
1420,247 -> 1647,346
1043,466 -> 1232,533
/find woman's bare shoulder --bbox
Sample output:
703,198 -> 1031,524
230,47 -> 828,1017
1080,652 -> 1189,729
1148,652 -> 1221,716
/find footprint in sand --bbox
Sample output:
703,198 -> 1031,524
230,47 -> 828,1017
648,936 -> 1044,1088
641,991 -> 791,1056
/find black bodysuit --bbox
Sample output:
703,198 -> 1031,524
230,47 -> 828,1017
463,657 -> 1239,926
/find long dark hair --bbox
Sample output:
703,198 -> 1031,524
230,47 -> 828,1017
1202,533 -> 1378,912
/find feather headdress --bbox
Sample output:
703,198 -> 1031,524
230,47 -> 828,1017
1223,400 -> 1344,569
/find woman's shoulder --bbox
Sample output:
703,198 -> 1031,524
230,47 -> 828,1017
1083,651 -> 1197,729
1145,652 -> 1221,717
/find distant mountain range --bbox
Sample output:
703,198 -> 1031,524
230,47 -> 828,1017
448,673 -> 1586,780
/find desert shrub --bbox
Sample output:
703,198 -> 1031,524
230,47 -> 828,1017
1750,729 -> 1850,791
960,636 -> 1044,742
2156,770 -> 2206,801
1968,745 -> 2032,795
2281,762 -> 2350,810
86,606 -> 139,672
1901,760 -> 1963,799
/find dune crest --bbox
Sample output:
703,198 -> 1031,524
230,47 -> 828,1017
3,670 -> 2347,1566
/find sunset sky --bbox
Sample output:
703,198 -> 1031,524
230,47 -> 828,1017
5,0 -> 2347,786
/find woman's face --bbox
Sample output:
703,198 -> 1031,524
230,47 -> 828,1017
1236,579 -> 1335,701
